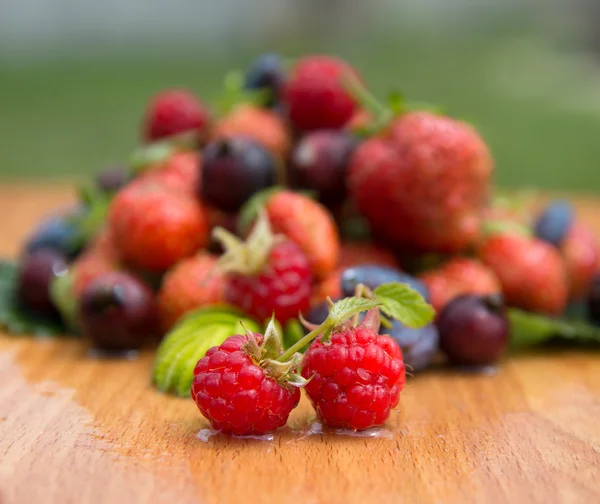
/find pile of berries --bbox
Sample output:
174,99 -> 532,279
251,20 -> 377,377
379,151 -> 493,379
9,53 -> 600,436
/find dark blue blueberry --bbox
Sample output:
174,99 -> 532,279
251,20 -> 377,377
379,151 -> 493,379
244,53 -> 285,106
587,275 -> 600,325
341,265 -> 430,302
24,211 -> 83,259
200,137 -> 277,213
384,320 -> 439,372
534,200 -> 574,247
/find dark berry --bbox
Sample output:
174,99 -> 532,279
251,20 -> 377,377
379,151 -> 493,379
79,271 -> 158,351
18,249 -> 68,316
587,275 -> 600,325
386,321 -> 439,372
304,296 -> 343,328
95,165 -> 129,193
201,137 -> 277,213
245,53 -> 285,106
341,265 -> 430,301
438,294 -> 509,366
534,200 -> 574,247
24,212 -> 82,258
289,131 -> 357,206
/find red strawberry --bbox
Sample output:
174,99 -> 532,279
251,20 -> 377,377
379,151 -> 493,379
264,190 -> 340,280
560,221 -> 600,299
302,309 -> 406,431
214,211 -> 312,324
109,184 -> 209,272
283,55 -> 359,131
143,89 -> 210,142
212,104 -> 290,158
192,321 -> 302,435
348,112 -> 493,254
419,258 -> 501,315
339,241 -> 399,269
479,234 -> 568,315
311,268 -> 343,305
157,253 -> 226,331
137,151 -> 201,197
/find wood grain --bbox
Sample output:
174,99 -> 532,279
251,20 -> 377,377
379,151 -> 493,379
1,184 -> 600,504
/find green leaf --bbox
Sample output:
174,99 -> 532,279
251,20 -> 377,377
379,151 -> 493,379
328,297 -> 381,326
387,90 -> 405,115
374,282 -> 435,328
49,270 -> 79,331
283,318 -> 306,352
129,142 -> 174,174
0,260 -> 66,337
69,186 -> 112,249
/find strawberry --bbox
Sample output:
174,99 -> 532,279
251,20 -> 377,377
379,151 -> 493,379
312,269 -> 343,305
109,184 -> 209,272
419,258 -> 501,315
212,104 -> 290,158
143,89 -> 210,143
157,253 -> 227,331
479,234 -> 568,315
348,112 -> 493,254
339,241 -> 399,269
136,151 -> 201,197
283,55 -> 360,131
192,319 -> 302,435
214,211 -> 312,324
262,190 -> 340,280
560,221 -> 600,299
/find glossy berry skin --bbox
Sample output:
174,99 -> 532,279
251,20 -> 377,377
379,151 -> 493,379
109,185 -> 209,272
201,137 -> 277,213
560,221 -> 599,299
265,190 -> 340,280
79,271 -> 158,351
212,105 -> 290,157
226,240 -> 312,324
437,295 -> 509,366
534,200 -> 574,247
289,131 -> 356,206
587,275 -> 600,325
479,234 -> 567,315
341,265 -> 430,301
419,258 -> 500,316
283,55 -> 359,131
157,253 -> 226,331
191,333 -> 301,435
302,325 -> 405,430
18,249 -> 68,316
95,165 -> 129,194
387,321 -> 439,373
245,52 -> 285,106
24,212 -> 81,259
349,113 -> 492,254
143,89 -> 210,142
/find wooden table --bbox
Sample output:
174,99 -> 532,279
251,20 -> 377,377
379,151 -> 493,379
1,184 -> 600,504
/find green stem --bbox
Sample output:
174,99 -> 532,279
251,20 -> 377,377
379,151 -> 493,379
341,74 -> 391,122
277,320 -> 333,362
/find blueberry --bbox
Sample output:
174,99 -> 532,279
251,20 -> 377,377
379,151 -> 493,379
24,211 -> 82,259
587,275 -> 600,325
438,294 -> 509,366
289,131 -> 357,207
341,265 -> 430,301
385,320 -> 439,372
245,53 -> 285,106
200,137 -> 277,213
18,249 -> 68,316
534,200 -> 574,247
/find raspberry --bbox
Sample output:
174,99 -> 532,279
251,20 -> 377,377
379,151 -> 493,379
191,331 -> 301,435
283,55 -> 359,131
143,89 -> 210,142
302,324 -> 406,431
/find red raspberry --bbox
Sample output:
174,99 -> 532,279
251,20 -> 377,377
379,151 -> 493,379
283,55 -> 359,131
143,89 -> 210,142
226,240 -> 312,324
302,324 -> 406,431
191,332 -> 301,435
109,184 -> 209,272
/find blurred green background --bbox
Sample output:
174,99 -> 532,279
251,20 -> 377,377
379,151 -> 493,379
1,0 -> 599,191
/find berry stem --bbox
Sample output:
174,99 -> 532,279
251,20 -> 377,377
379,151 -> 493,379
341,74 -> 392,130
276,319 -> 334,362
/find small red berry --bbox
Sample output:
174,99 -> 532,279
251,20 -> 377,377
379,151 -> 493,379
302,321 -> 406,431
192,328 -> 301,435
143,89 -> 210,142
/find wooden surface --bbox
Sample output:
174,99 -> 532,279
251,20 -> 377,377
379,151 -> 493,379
1,184 -> 600,504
